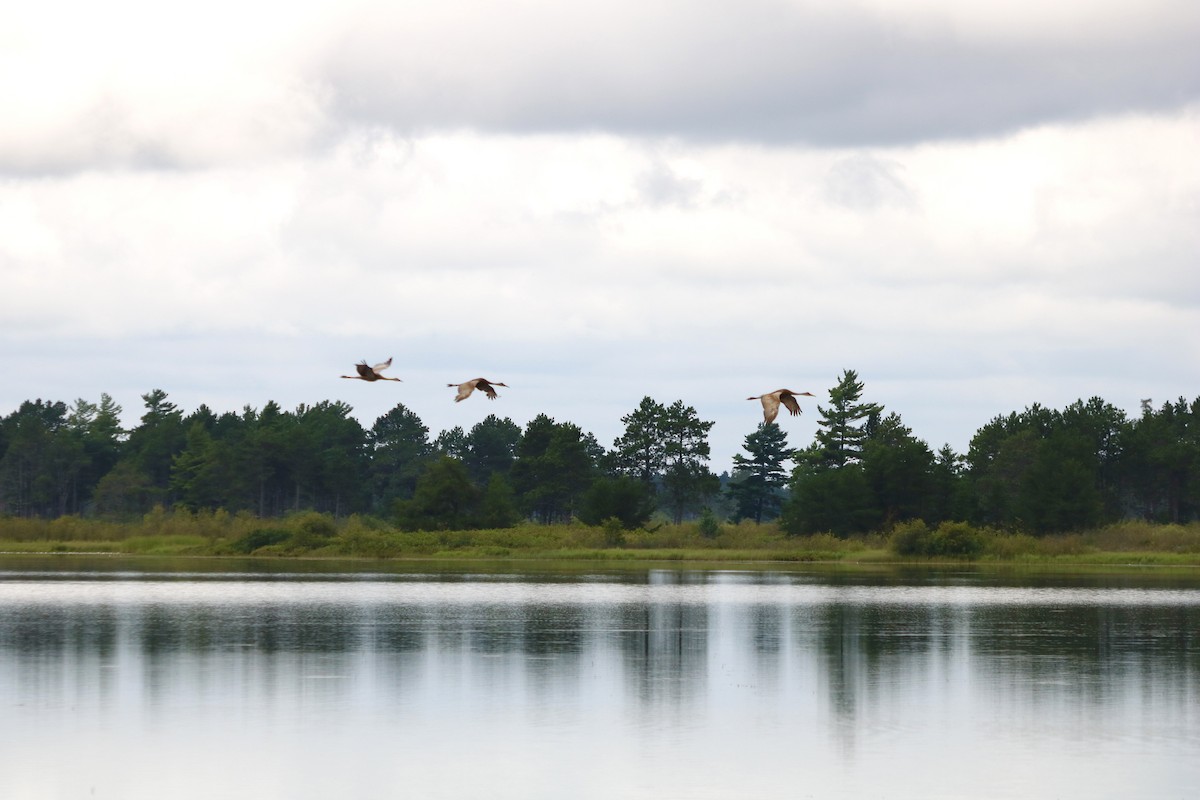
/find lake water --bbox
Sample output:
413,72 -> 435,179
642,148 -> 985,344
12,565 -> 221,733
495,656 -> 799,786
1,560 -> 1198,800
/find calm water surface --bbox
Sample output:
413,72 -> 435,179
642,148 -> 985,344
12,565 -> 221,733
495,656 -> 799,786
1,560 -> 1198,799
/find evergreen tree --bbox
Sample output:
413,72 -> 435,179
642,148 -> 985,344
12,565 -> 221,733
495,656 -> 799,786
729,422 -> 794,523
368,403 -> 431,510
170,422 -> 239,512
478,472 -> 520,528
433,426 -> 469,460
578,475 -> 656,529
91,460 -> 155,518
1122,398 -> 1200,522
0,399 -> 81,517
781,462 -> 877,536
965,400 -> 1122,532
511,415 -> 597,523
782,370 -> 883,536
463,415 -> 522,484
659,400 -> 718,523
245,401 -> 296,516
395,456 -> 481,531
813,369 -> 881,468
65,395 -> 124,513
928,445 -> 970,523
123,389 -> 186,508
611,397 -> 667,485
280,401 -> 368,515
861,412 -> 935,527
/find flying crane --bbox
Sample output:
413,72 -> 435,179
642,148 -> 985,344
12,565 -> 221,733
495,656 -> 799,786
449,378 -> 507,402
748,389 -> 814,424
340,358 -> 402,382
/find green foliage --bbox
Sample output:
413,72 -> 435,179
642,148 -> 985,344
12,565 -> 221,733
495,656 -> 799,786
611,397 -> 668,485
510,415 -> 597,523
3,510 -> 1200,565
368,403 -> 431,510
464,415 -> 522,484
91,460 -> 156,518
579,475 -> 655,529
433,426 -> 469,460
697,507 -> 721,539
782,463 -> 877,536
8,379 -> 1200,543
479,472 -> 520,529
890,520 -> 985,559
609,397 -> 718,523
729,422 -> 793,522
967,397 -> 1129,533
395,457 -> 481,531
600,517 -> 625,546
658,400 -> 718,523
812,369 -> 882,469
290,511 -> 338,547
228,528 -> 292,554
862,413 -> 935,526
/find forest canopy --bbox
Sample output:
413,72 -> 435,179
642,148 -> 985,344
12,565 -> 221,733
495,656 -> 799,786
3,370 -> 1198,536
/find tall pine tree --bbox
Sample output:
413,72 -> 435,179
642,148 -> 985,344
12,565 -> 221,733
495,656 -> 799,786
729,423 -> 794,522
813,369 -> 881,469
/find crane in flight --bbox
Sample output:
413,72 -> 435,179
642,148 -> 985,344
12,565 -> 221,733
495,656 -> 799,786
341,358 -> 402,382
449,378 -> 507,402
748,389 -> 814,424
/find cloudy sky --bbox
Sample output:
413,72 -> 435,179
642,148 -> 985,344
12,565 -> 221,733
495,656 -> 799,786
3,0 -> 1199,469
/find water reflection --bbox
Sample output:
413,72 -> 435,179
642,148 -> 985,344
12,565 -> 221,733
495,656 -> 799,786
1,568 -> 1198,799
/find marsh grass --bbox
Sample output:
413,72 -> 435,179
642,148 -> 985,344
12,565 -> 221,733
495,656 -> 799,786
1,509 -> 1199,565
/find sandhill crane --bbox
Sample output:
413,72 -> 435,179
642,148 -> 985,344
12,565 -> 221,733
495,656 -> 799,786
748,389 -> 814,424
449,378 -> 507,402
341,358 -> 402,382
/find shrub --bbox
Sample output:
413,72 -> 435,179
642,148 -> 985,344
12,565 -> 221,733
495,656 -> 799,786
601,517 -> 625,547
287,512 -> 338,549
229,528 -> 292,554
928,521 -> 984,558
697,508 -> 721,539
579,476 -> 655,530
890,519 -> 932,557
890,520 -> 983,559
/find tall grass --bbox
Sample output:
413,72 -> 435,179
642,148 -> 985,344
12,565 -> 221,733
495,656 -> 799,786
2,509 -> 1199,564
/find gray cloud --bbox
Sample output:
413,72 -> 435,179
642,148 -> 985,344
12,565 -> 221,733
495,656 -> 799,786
320,0 -> 1200,146
6,0 -> 1198,177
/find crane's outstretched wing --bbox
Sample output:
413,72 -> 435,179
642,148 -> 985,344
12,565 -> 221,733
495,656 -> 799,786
760,394 -> 781,424
779,393 -> 803,417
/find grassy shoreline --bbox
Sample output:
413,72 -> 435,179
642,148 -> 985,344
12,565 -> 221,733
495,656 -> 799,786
2,510 -> 1200,569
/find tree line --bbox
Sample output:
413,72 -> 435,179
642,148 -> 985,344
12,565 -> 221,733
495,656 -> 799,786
2,371 -> 1198,535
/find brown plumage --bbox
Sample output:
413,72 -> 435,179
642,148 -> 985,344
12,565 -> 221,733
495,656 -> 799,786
747,389 -> 814,424
449,378 -> 507,402
341,358 -> 402,382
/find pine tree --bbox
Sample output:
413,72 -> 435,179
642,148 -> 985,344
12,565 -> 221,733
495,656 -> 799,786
813,369 -> 882,469
464,415 -> 522,484
611,397 -> 667,486
729,422 -> 794,522
368,403 -> 431,509
659,400 -> 718,523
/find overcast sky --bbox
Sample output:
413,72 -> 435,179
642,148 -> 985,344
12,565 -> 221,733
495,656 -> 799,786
3,0 -> 1199,470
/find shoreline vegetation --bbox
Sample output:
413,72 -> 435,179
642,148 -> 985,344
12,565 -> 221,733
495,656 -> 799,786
3,509 -> 1200,569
